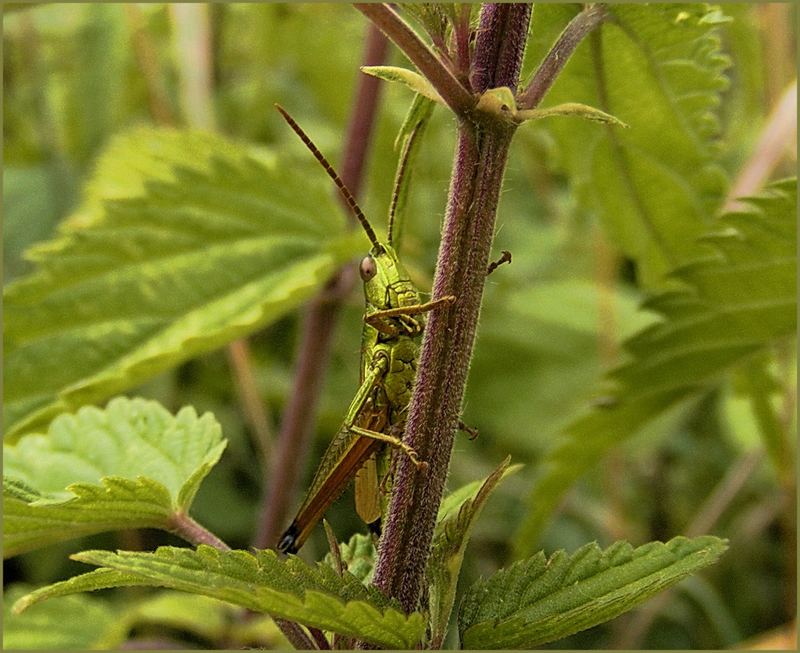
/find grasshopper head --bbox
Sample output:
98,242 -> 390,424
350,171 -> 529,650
359,243 -> 419,312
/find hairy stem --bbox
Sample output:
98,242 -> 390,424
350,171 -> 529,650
366,3 -> 531,620
354,3 -> 475,115
168,512 -> 230,550
518,4 -> 608,109
254,23 -> 389,551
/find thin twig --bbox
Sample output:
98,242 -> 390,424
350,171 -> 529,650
354,4 -> 475,115
124,4 -> 175,125
254,23 -> 390,551
274,619 -> 319,650
518,4 -> 609,109
323,520 -> 345,576
724,79 -> 797,212
613,449 -> 765,648
227,339 -> 274,471
169,4 -> 216,130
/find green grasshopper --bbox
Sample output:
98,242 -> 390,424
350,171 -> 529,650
275,105 -> 454,554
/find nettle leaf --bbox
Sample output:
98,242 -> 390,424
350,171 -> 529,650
3,397 -> 226,557
428,457 -> 519,648
13,569 -> 152,613
361,65 -> 445,105
4,127 -> 363,441
459,535 -> 727,649
516,179 -> 796,553
4,584 -> 128,650
525,4 -> 731,288
50,545 -> 426,650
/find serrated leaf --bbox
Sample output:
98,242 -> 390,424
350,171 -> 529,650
460,536 -> 727,648
526,4 -> 731,288
3,397 -> 226,557
4,584 -> 128,650
515,179 -> 796,553
4,127 -> 364,440
428,457 -> 519,647
61,546 -> 426,649
361,65 -> 445,105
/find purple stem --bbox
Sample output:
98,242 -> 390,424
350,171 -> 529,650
364,3 -> 531,621
354,4 -> 475,114
168,512 -> 231,550
517,4 -> 609,109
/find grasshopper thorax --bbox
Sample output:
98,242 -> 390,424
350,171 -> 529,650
360,244 -> 420,315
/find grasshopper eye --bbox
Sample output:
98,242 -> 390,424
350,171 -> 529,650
359,255 -> 377,281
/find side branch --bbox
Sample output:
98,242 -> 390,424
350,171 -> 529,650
354,3 -> 475,115
518,3 -> 609,109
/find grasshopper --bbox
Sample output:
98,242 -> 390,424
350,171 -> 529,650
275,105 -> 454,554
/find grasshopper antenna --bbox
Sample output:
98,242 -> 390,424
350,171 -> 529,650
387,121 -> 423,248
275,104 -> 380,249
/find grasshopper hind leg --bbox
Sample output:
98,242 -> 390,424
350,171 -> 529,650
277,522 -> 300,554
349,425 -> 428,471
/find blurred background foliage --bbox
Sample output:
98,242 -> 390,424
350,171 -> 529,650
3,3 -> 796,649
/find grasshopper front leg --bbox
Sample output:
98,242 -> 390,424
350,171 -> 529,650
365,295 -> 456,336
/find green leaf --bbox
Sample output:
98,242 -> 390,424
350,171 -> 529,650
4,584 -> 128,650
361,65 -> 445,105
3,396 -> 226,557
467,278 -> 655,454
390,93 -> 435,253
326,533 -> 378,585
516,102 -> 628,127
526,4 -> 731,288
515,179 -> 796,553
4,127 -> 364,440
460,535 -> 727,649
13,569 -> 152,614
64,546 -> 426,649
130,591 -> 236,643
428,457 -> 519,648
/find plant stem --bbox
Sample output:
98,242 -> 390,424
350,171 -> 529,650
724,79 -> 797,212
366,3 -> 531,619
254,23 -> 389,551
124,3 -> 176,126
227,339 -> 274,472
168,512 -> 230,550
169,4 -> 216,130
518,4 -> 608,109
354,3 -> 475,115
274,620 -> 319,650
